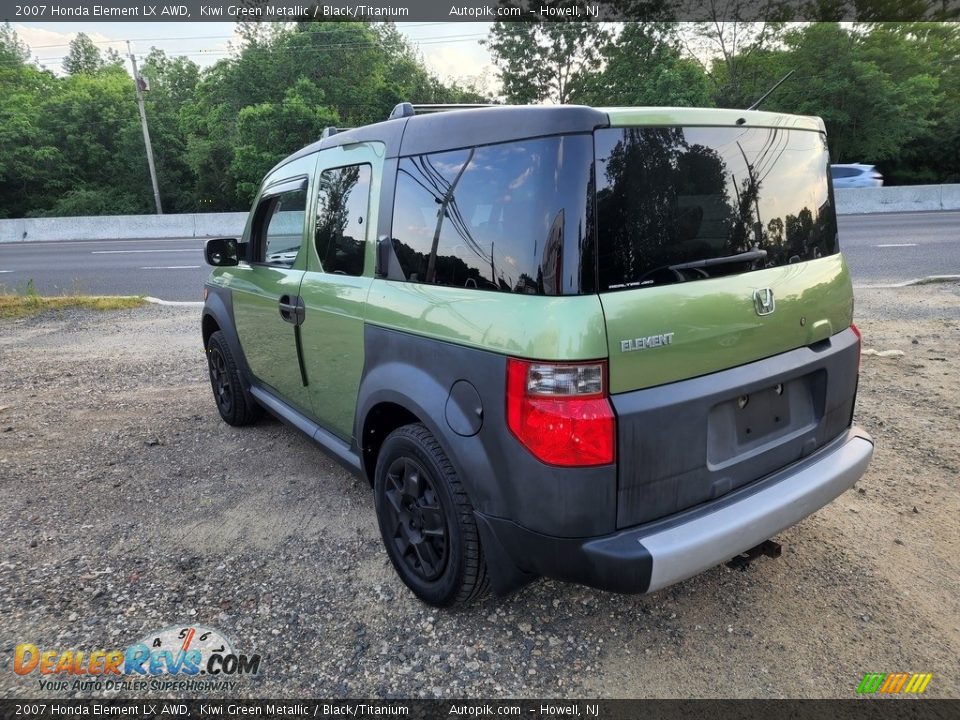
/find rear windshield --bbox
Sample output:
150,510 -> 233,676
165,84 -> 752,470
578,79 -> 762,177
594,126 -> 838,292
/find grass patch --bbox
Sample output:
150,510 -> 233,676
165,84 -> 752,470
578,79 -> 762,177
0,279 -> 145,319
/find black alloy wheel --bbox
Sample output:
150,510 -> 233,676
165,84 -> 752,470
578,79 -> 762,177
374,423 -> 489,607
382,456 -> 449,581
205,330 -> 261,426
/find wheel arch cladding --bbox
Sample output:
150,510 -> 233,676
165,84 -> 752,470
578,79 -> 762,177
202,285 -> 256,407
360,400 -> 421,485
202,312 -> 220,347
355,325 -> 619,538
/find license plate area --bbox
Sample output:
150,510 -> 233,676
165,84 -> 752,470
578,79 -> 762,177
733,383 -> 792,444
707,371 -> 824,468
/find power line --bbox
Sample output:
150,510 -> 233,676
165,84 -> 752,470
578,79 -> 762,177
6,32 -> 488,69
22,23 -> 453,49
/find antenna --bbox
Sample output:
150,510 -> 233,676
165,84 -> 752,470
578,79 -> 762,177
747,70 -> 795,112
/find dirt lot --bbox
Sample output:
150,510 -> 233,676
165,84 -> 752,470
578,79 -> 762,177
1,283 -> 957,699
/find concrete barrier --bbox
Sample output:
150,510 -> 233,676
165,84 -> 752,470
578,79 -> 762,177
834,184 -> 960,215
0,212 -> 247,243
2,184 -> 958,242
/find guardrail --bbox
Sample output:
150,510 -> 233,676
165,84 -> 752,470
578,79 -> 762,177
0,212 -> 248,243
833,184 -> 960,215
1,184 -> 958,243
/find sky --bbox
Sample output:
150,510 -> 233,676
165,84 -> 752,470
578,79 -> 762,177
12,21 -> 497,90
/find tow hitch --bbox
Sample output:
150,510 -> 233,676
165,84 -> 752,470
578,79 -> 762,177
725,539 -> 782,571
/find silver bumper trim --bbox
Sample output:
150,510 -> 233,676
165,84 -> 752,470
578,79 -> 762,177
643,428 -> 874,592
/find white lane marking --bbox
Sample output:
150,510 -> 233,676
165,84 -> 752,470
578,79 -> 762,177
144,296 -> 204,307
875,243 -> 918,247
0,270 -> 13,273
854,274 -> 960,289
141,265 -> 202,270
92,249 -> 201,254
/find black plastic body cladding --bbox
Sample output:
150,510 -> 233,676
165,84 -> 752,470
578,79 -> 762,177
613,328 -> 861,528
355,325 -> 619,539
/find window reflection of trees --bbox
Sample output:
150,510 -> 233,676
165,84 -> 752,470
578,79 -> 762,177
391,137 -> 593,296
596,127 -> 838,291
315,165 -> 366,276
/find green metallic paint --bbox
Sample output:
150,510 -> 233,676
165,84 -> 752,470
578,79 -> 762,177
603,107 -> 826,133
222,154 -> 316,410
600,253 -> 855,394
297,142 -> 384,439
231,266 -> 307,402
363,282 -> 609,361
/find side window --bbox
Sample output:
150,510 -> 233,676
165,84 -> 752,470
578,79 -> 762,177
389,135 -> 594,295
831,167 -> 855,178
253,185 -> 307,267
315,164 -> 371,276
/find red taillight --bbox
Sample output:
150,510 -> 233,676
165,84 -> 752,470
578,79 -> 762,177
506,358 -> 616,467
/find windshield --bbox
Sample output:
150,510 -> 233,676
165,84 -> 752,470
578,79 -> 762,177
594,126 -> 838,292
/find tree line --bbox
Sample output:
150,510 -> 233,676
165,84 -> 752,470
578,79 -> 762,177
0,20 -> 957,219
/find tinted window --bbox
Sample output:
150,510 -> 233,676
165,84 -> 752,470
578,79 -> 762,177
595,127 -> 838,292
831,166 -> 857,178
254,186 -> 307,267
391,135 -> 594,295
315,164 -> 371,276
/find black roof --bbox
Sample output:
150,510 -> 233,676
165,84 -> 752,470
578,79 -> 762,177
272,105 -> 609,174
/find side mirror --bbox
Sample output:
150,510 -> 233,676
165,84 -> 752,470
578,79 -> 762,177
205,237 -> 240,267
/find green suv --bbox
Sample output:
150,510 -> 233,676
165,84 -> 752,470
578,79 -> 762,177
202,103 -> 874,607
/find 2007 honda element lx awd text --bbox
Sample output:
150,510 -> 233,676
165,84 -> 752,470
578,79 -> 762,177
201,103 -> 874,607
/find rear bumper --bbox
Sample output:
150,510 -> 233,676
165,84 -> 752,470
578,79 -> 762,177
477,427 -> 873,595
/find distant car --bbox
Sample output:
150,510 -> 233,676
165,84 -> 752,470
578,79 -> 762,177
831,163 -> 883,188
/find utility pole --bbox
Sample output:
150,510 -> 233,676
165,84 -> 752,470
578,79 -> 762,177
128,41 -> 162,214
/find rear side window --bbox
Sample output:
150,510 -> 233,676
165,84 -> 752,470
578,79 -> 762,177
315,164 -> 371,276
390,135 -> 595,295
595,127 -> 839,292
253,184 -> 308,267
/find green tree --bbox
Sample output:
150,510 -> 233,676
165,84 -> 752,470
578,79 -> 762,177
230,78 -> 338,202
763,23 -> 938,163
63,33 -> 105,75
0,23 -> 61,218
484,18 -> 611,104
582,24 -> 712,107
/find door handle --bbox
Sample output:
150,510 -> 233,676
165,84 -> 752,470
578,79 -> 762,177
279,295 -> 306,326
278,295 -> 297,324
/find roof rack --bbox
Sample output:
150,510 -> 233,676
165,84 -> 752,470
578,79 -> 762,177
388,102 -> 497,121
320,126 -> 354,139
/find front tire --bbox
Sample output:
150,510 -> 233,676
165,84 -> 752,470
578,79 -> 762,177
374,423 -> 489,607
206,331 -> 260,426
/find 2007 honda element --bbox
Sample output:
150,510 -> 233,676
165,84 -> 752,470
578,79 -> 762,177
201,103 -> 874,607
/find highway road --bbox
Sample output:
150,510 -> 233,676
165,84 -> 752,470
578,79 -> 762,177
0,210 -> 957,302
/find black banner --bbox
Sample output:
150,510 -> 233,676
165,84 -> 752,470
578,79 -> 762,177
1,700 -> 959,720
1,0 -> 958,23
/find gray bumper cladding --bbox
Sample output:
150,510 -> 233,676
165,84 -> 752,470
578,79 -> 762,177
641,427 -> 874,592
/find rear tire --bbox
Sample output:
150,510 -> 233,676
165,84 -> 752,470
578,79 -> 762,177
206,331 -> 260,426
374,423 -> 489,607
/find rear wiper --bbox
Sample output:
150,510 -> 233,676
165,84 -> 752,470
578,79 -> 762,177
669,249 -> 767,271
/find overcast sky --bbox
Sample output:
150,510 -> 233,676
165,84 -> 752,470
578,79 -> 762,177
13,21 -> 497,90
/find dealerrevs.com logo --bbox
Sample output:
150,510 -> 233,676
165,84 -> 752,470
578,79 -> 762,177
14,625 -> 261,693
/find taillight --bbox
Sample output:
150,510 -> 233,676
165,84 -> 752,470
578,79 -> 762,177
506,358 -> 616,467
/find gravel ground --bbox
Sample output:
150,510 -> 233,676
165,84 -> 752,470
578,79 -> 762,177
1,283 -> 957,699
